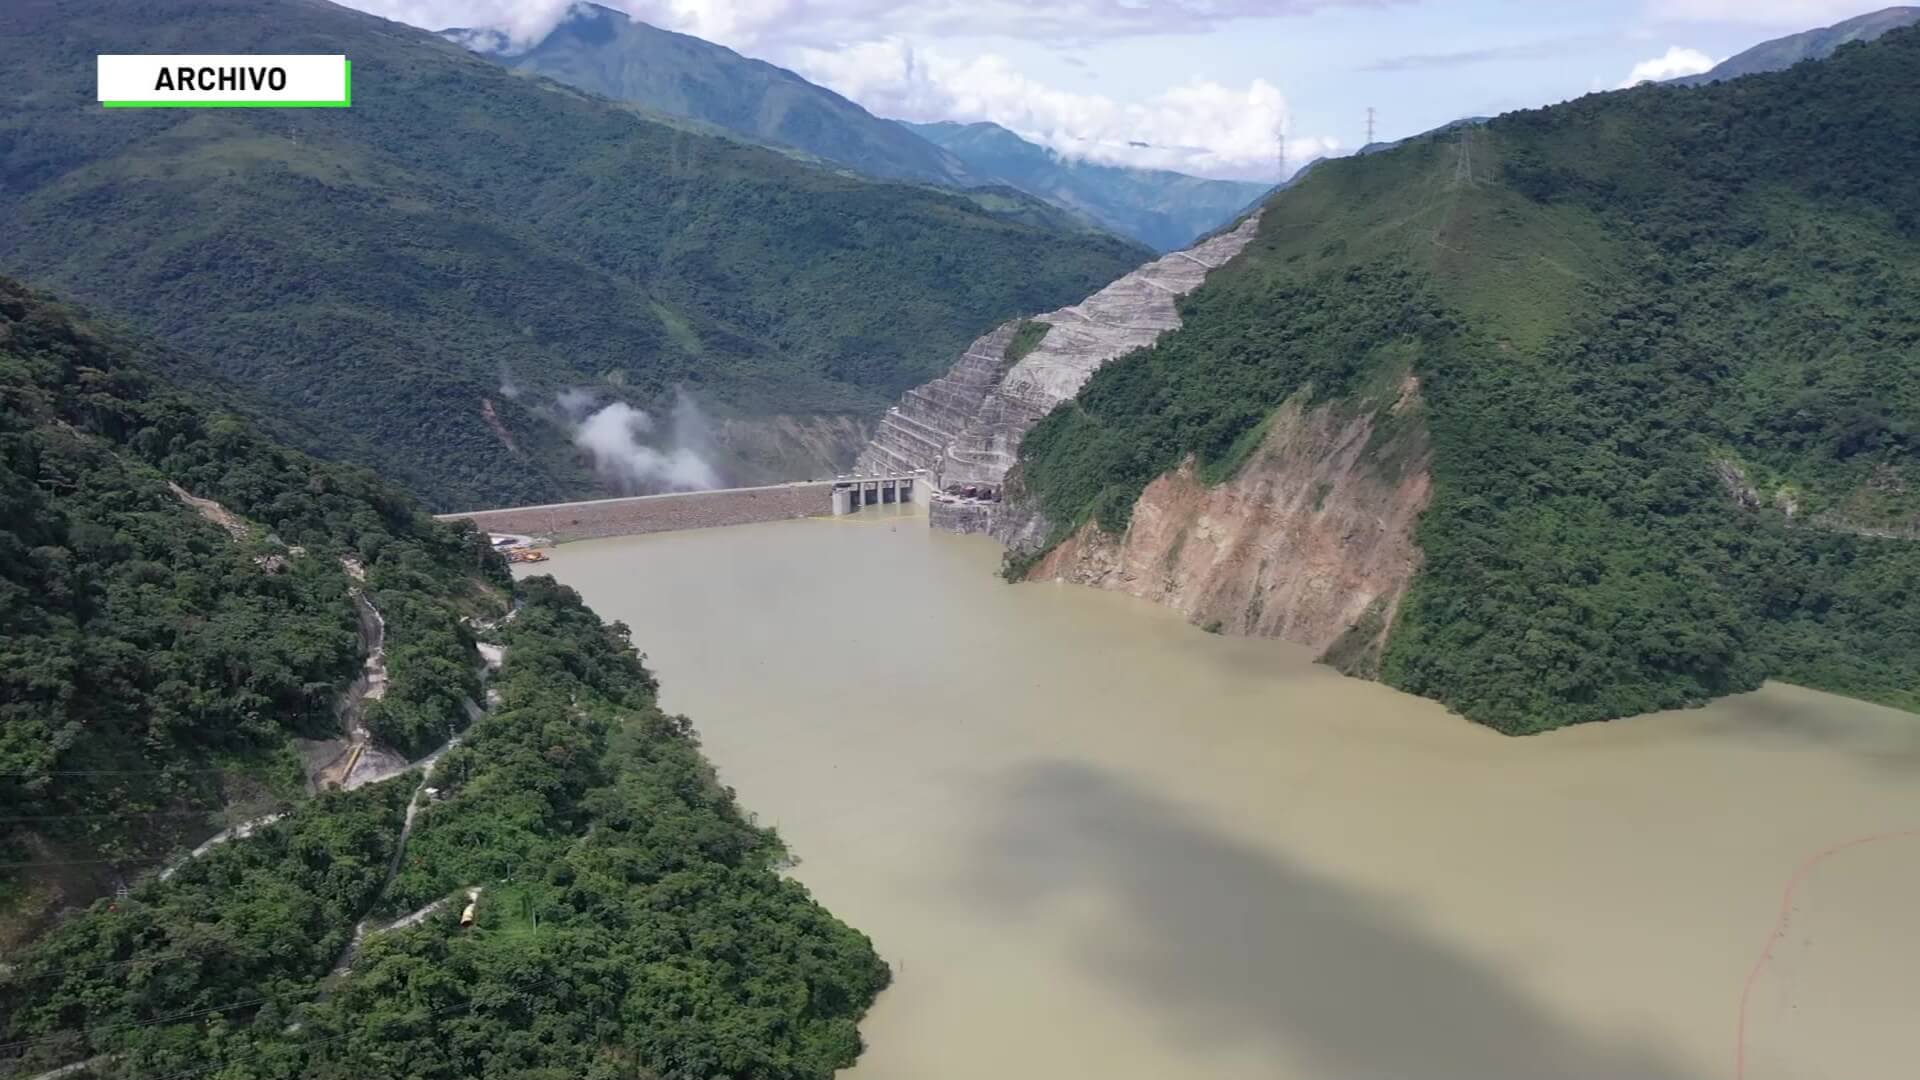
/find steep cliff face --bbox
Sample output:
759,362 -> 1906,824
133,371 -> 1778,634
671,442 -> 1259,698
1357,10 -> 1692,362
1027,385 -> 1431,669
855,213 -> 1264,487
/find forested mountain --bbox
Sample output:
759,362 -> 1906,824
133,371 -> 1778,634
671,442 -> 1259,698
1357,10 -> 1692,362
449,2 -> 981,188
0,276 -> 886,1078
0,0 -> 1145,511
1010,27 -> 1920,733
0,274 -> 492,923
905,121 -> 1275,252
1672,6 -> 1918,85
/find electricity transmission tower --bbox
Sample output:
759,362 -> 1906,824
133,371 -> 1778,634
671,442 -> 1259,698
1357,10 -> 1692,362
1366,107 -> 1376,146
1275,119 -> 1288,182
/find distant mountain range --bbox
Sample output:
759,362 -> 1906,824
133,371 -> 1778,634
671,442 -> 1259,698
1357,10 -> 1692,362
446,4 -> 980,188
2,0 -> 1145,511
1673,5 -> 1919,85
903,121 -> 1274,252
447,3 -> 1271,250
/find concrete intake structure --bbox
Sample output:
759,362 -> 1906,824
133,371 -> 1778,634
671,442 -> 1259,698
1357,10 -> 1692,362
831,474 -> 920,515
855,211 -> 1266,509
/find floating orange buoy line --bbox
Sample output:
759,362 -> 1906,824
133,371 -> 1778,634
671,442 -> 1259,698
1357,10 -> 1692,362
1735,829 -> 1920,1080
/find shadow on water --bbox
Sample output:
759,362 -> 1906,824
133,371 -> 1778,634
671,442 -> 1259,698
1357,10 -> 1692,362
964,760 -> 1705,1080
1676,685 -> 1920,774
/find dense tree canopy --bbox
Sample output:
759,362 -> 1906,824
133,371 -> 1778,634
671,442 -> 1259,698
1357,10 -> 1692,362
1,277 -> 500,930
1,581 -> 886,1080
1,281 -> 887,1078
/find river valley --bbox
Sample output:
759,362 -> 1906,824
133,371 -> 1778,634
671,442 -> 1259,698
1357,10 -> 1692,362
526,509 -> 1918,1080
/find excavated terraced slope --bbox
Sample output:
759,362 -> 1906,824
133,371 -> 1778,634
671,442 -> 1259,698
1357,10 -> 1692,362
856,213 -> 1264,486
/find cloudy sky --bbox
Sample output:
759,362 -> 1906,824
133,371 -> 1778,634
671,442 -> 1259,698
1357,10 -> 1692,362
340,0 -> 1889,179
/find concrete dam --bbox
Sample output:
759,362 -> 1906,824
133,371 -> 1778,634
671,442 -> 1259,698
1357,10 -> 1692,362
444,214 -> 1260,547
439,475 -> 920,542
854,211 -> 1265,533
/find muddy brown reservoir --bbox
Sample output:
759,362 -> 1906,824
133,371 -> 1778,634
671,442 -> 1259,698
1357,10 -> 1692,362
527,510 -> 1918,1080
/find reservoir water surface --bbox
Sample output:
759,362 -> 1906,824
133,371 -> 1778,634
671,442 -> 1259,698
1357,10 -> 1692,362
527,509 -> 1918,1080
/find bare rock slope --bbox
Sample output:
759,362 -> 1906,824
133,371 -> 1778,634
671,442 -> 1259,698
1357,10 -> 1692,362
858,210 -> 1434,672
856,213 -> 1264,486
1028,386 -> 1432,669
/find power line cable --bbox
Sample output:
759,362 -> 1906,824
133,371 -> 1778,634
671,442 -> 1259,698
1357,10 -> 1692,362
0,858 -> 167,870
0,949 -> 198,984
0,811 -> 236,824
135,971 -> 577,1080
0,987 -> 324,1053
0,768 -> 243,779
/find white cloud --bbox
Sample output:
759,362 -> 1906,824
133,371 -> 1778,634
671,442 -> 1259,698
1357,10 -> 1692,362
340,0 -> 1338,180
789,38 -> 1333,179
351,0 -> 578,44
1615,45 -> 1715,87
346,0 -> 1407,52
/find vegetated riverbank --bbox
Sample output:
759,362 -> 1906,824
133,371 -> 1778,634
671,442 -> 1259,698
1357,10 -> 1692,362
0,275 -> 496,943
536,518 -> 1920,1080
0,277 -> 887,1079
1007,30 -> 1920,733
0,578 -> 887,1080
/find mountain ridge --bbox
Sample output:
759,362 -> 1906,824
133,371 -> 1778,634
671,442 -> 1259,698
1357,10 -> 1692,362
903,120 -> 1276,252
1673,5 -> 1920,85
448,2 -> 982,188
445,2 -> 1270,250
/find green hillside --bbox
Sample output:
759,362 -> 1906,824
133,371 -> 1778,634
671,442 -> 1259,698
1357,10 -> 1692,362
906,120 -> 1275,252
0,0 -> 1146,511
1015,29 -> 1920,732
0,276 -> 886,1078
0,274 -> 492,920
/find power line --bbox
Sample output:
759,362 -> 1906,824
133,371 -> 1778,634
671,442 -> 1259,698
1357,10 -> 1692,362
0,811 -> 229,824
0,989 -> 320,1053
0,858 -> 167,870
10,951 -> 580,1080
134,971 -> 579,1080
0,768 -> 241,779
0,949 -> 199,984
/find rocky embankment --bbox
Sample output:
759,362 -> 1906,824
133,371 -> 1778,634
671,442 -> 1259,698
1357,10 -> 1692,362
858,211 -> 1435,669
1027,385 -> 1432,671
856,213 -> 1265,487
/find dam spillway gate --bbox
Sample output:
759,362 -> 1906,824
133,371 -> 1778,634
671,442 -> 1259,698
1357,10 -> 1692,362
832,474 -> 918,515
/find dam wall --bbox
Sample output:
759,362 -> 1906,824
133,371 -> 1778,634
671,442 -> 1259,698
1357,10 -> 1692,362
439,481 -> 836,542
